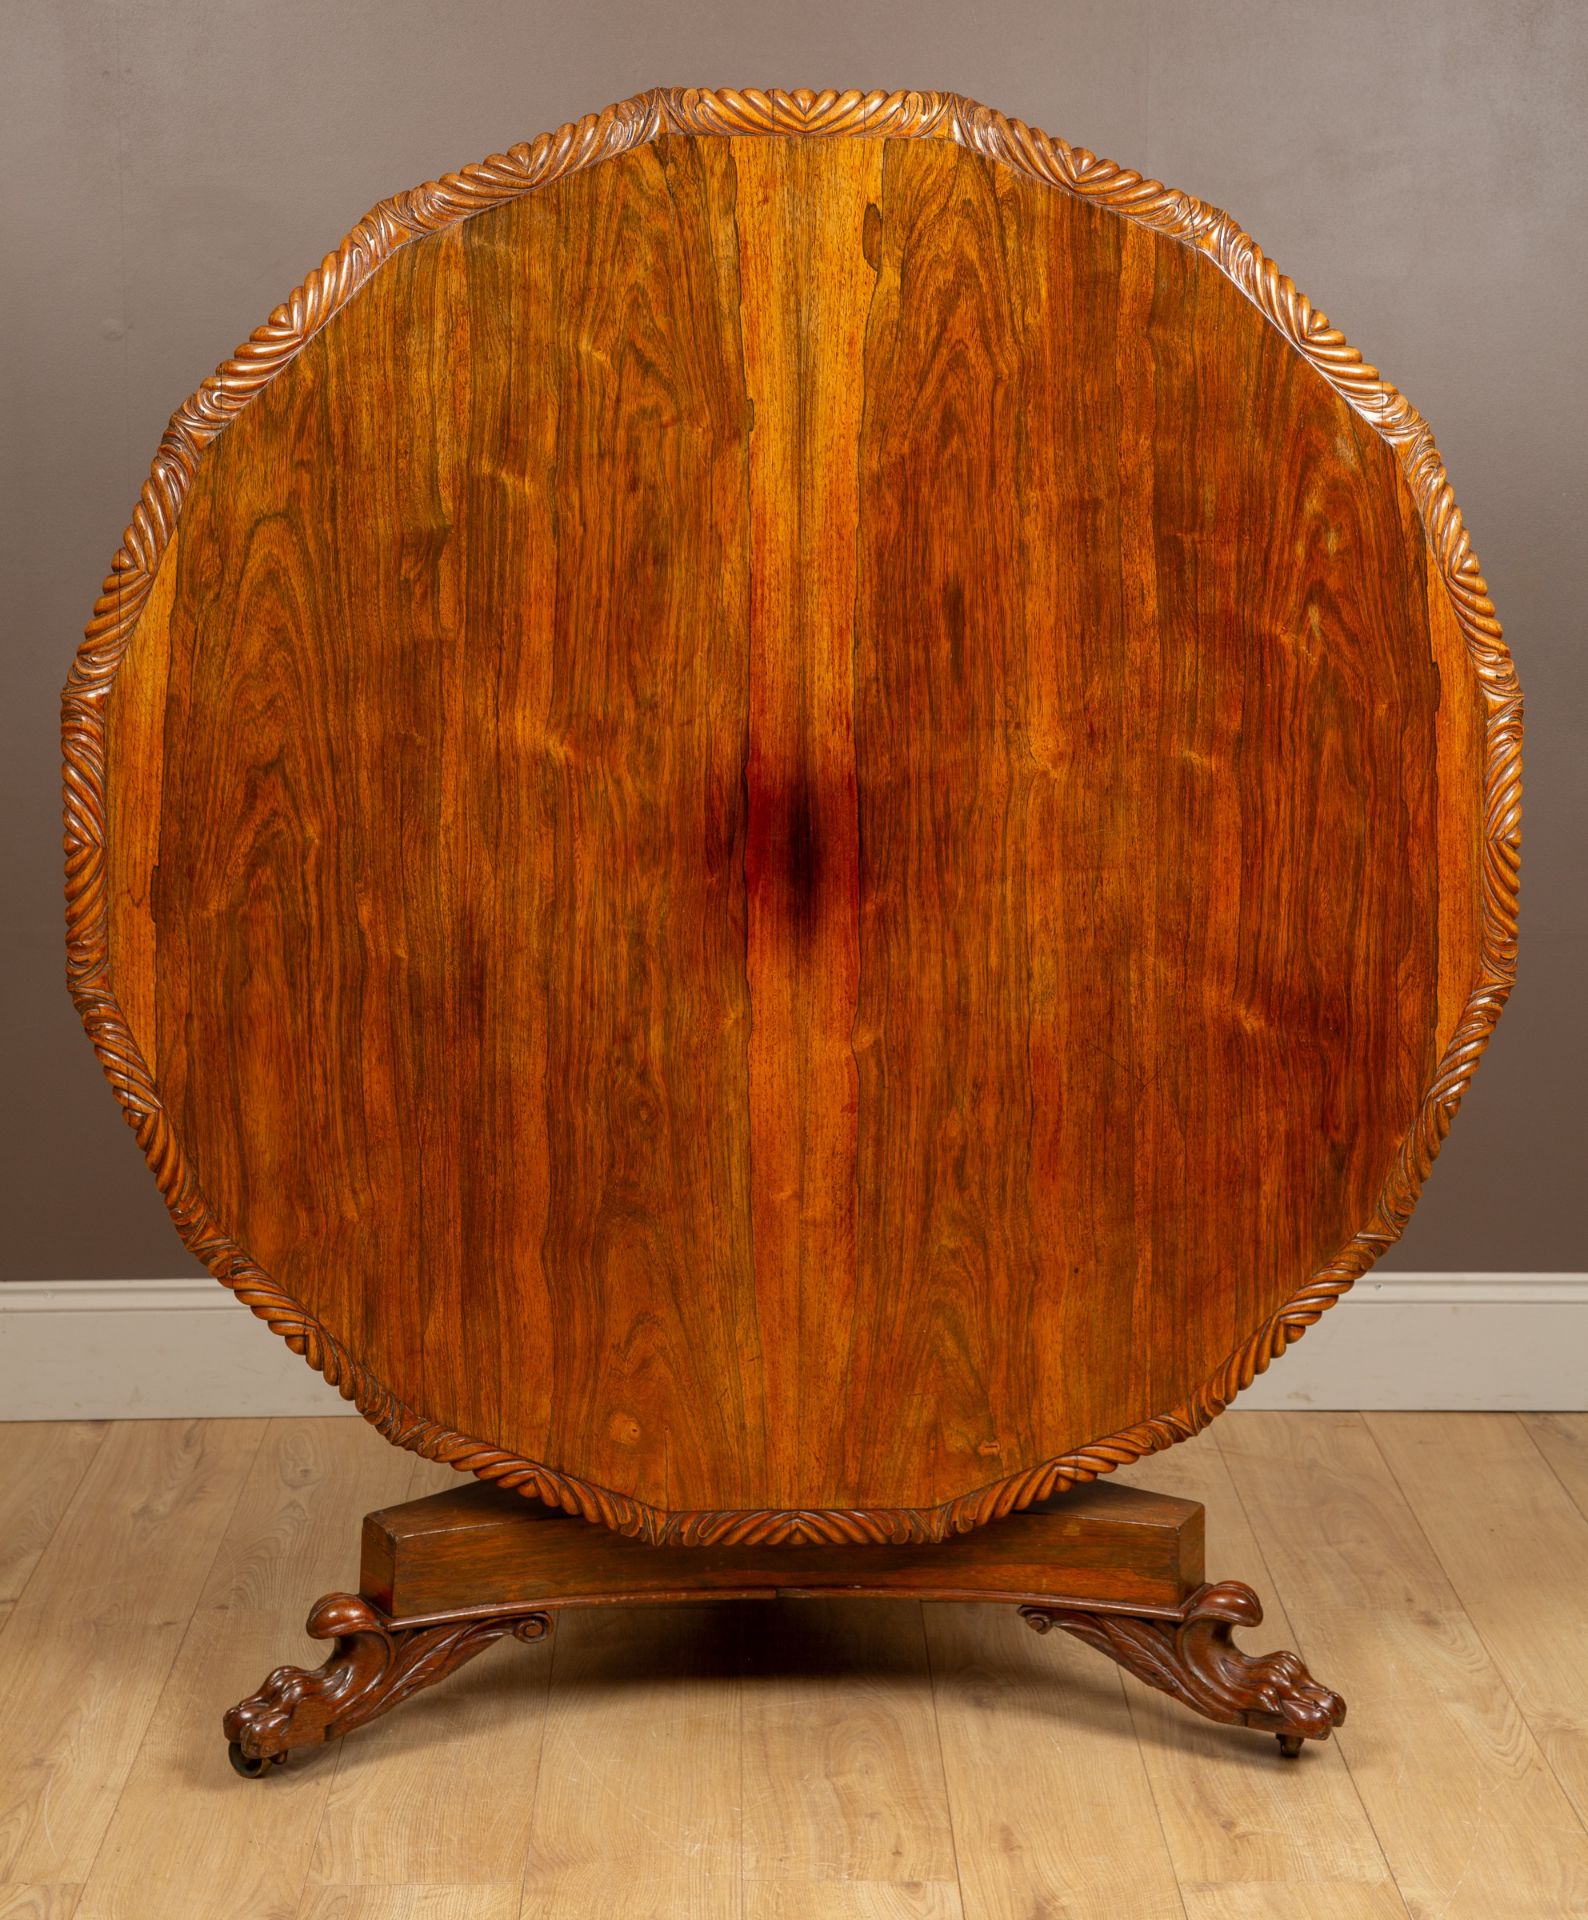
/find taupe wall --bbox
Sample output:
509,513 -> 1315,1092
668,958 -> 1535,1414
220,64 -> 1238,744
4,0 -> 1583,1279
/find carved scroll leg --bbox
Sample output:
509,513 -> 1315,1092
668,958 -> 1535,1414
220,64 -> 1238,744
222,1593 -> 553,1776
1021,1580 -> 1345,1759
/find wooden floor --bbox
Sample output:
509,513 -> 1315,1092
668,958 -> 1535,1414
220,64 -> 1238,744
1,1412 -> 1586,1919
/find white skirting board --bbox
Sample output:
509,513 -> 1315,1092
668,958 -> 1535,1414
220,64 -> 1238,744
0,1273 -> 1584,1421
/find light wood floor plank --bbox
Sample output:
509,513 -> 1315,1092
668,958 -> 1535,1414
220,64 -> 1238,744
1218,1413 -> 1452,1612
0,1425 -> 106,1629
1113,1433 -> 1404,1908
739,1598 -> 960,1908
305,1631 -> 549,1893
3,1414 -> 1586,1917
74,1417 -> 419,1920
925,1601 -> 1184,1920
0,1889 -> 80,1920
1178,1883 -> 1409,1920
521,1867 -> 741,1920
401,1453 -> 468,1501
1219,1411 -> 1588,1920
518,1605 -> 744,1920
298,1887 -> 521,1919
744,1883 -> 963,1918
1521,1412 -> 1588,1525
0,1419 -> 264,1886
1365,1411 -> 1588,1825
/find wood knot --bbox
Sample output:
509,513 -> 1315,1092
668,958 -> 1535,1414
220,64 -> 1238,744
862,201 -> 883,271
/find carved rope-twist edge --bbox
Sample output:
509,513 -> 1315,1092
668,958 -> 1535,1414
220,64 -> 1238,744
62,86 -> 1521,1549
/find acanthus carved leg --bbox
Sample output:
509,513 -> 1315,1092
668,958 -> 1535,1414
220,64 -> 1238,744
1020,1580 -> 1345,1758
222,1593 -> 553,1775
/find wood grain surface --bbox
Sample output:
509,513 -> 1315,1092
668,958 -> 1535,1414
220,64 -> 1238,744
70,90 -> 1518,1545
360,1481 -> 1205,1623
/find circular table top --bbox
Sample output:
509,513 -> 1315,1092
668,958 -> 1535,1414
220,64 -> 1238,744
65,89 -> 1520,1545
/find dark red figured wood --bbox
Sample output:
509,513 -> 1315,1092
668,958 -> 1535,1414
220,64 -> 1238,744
72,90 -> 1517,1546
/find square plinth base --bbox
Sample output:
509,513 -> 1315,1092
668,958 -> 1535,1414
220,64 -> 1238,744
361,1479 -> 1205,1626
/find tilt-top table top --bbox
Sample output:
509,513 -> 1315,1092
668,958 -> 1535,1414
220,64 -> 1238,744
64,89 -> 1520,1547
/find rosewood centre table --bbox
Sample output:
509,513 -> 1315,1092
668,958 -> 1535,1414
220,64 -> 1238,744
62,87 -> 1521,1776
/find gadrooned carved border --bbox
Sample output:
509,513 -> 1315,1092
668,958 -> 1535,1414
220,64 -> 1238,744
62,87 -> 1522,1547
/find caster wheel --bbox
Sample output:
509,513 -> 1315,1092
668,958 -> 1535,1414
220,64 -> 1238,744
228,1741 -> 285,1778
1276,1734 -> 1305,1759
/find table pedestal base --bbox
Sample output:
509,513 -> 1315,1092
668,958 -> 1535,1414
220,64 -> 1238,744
222,1479 -> 1344,1774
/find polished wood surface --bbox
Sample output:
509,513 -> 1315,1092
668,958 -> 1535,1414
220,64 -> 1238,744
361,1481 -> 1206,1623
226,1480 -> 1343,1768
2,1416 -> 1585,1917
70,90 -> 1519,1544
